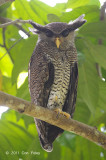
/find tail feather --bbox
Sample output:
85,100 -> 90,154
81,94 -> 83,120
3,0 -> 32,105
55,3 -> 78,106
39,135 -> 53,152
34,118 -> 63,152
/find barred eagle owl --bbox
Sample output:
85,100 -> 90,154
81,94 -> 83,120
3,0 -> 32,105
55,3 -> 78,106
28,14 -> 86,152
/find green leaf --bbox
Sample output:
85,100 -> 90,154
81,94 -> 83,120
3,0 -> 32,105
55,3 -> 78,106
77,51 -> 86,65
0,2 -> 12,15
67,0 -> 89,9
79,22 -> 106,39
89,44 -> 106,69
67,0 -> 100,8
88,0 -> 100,6
15,0 -> 43,24
0,47 -> 13,77
23,135 -> 46,160
90,108 -> 106,126
47,141 -> 61,160
102,68 -> 106,80
0,119 -> 35,160
76,39 -> 99,113
98,80 -> 106,111
12,35 -> 37,84
29,0 -> 61,24
5,25 -> 21,62
60,5 -> 99,23
0,110 -> 42,160
54,3 -> 67,11
15,0 -> 61,24
16,77 -> 30,101
78,54 -> 99,113
57,132 -> 76,151
74,100 -> 91,123
47,14 -> 60,22
2,76 -> 16,95
75,137 -> 105,160
15,111 -> 34,129
0,29 -> 3,44
1,110 -> 26,128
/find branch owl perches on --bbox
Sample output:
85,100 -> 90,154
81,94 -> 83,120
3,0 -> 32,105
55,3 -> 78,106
28,14 -> 86,152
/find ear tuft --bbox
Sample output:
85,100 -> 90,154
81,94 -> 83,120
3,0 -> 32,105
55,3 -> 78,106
29,20 -> 45,32
73,14 -> 87,24
68,14 -> 87,31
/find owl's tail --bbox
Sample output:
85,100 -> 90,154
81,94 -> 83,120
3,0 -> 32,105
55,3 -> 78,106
39,135 -> 53,152
35,118 -> 63,152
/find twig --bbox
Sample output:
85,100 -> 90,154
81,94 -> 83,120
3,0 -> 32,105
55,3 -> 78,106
0,91 -> 106,150
100,2 -> 106,21
0,17 -> 30,37
0,36 -> 23,61
0,0 -> 14,6
1,28 -> 14,63
96,63 -> 102,79
0,44 -> 4,47
0,19 -> 33,28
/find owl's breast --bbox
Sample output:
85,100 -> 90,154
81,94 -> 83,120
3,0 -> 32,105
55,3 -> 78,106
47,53 -> 71,110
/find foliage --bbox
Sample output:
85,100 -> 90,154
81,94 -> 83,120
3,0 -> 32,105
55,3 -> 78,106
0,0 -> 106,159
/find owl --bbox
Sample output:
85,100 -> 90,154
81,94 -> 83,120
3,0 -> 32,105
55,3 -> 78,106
28,14 -> 86,152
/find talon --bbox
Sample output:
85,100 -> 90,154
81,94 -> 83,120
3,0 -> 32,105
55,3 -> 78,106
54,108 -> 60,113
54,108 -> 61,118
61,112 -> 71,119
54,108 -> 71,119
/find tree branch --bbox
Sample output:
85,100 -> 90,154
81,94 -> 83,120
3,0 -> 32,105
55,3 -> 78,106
0,17 -> 30,37
0,19 -> 33,28
0,91 -> 106,150
100,2 -> 106,21
0,0 -> 14,6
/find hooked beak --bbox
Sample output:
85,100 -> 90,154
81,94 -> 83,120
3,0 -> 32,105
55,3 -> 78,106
55,37 -> 61,48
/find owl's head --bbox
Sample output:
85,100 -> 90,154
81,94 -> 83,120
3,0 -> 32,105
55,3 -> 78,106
29,14 -> 86,49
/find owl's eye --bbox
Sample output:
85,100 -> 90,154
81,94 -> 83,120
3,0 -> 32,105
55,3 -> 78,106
45,30 -> 53,37
61,29 -> 69,37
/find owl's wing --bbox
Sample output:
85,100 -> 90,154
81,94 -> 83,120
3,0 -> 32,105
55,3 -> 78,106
28,47 -> 54,107
63,62 -> 78,117
28,47 -> 63,152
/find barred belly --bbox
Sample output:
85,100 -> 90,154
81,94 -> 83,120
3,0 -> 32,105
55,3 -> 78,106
47,59 -> 70,110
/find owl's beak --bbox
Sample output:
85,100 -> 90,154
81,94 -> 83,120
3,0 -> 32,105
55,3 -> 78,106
55,37 -> 61,48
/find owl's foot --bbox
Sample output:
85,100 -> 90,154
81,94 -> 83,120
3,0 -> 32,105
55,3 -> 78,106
54,108 -> 70,119
61,111 -> 71,119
